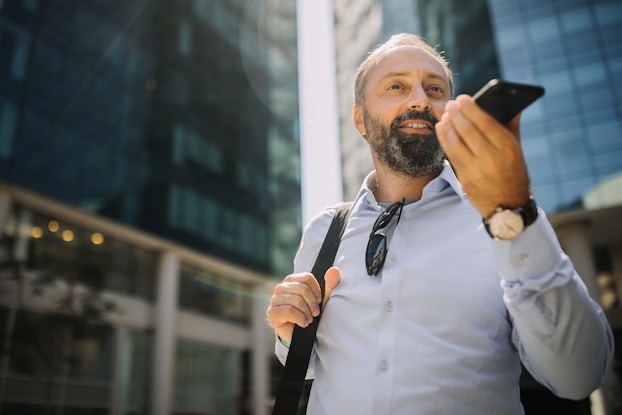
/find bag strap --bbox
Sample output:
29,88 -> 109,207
272,202 -> 353,415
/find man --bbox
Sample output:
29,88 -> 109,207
266,33 -> 613,414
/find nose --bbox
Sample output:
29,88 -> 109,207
407,85 -> 429,110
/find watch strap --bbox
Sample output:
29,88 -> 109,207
517,198 -> 538,228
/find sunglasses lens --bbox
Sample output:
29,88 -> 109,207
366,200 -> 404,276
366,234 -> 387,275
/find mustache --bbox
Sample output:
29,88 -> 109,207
390,109 -> 439,133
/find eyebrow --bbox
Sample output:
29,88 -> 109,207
379,71 -> 447,86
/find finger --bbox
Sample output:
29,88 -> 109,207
458,96 -> 521,149
436,111 -> 476,173
268,282 -> 318,332
444,97 -> 497,155
281,273 -> 322,311
265,305 -> 297,345
322,267 -> 341,310
268,300 -> 313,330
273,287 -> 320,322
506,113 -> 521,139
437,110 -> 463,151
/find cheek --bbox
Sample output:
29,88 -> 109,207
430,103 -> 446,122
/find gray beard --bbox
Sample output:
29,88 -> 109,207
363,109 -> 445,177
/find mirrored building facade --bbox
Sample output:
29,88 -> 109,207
489,0 -> 622,212
0,1 -> 300,414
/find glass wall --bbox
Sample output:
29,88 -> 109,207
173,340 -> 243,415
488,0 -> 622,212
0,193 -> 266,414
0,202 -> 155,413
0,0 -> 301,277
1,205 -> 158,302
0,305 -> 115,414
178,263 -> 253,326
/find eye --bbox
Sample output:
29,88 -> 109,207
426,85 -> 446,97
388,83 -> 402,90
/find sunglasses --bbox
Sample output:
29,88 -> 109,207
365,199 -> 404,276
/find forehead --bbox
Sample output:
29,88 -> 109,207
366,46 -> 448,86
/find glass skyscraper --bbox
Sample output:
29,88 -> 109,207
488,0 -> 622,213
0,1 -> 300,414
0,0 -> 301,277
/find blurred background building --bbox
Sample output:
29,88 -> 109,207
0,0 -> 299,414
0,0 -> 621,414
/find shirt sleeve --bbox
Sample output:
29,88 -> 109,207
495,208 -> 614,399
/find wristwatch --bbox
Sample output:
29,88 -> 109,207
483,199 -> 538,240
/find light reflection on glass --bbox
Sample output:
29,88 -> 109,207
91,232 -> 104,245
30,226 -> 43,238
48,220 -> 59,232
61,229 -> 74,242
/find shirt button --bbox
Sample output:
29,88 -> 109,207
380,359 -> 389,371
517,254 -> 529,265
385,301 -> 394,311
390,253 -> 398,261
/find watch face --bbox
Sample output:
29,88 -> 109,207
489,210 -> 524,240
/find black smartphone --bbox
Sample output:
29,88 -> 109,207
472,79 -> 545,124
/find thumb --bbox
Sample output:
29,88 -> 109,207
322,267 -> 341,310
506,112 -> 522,140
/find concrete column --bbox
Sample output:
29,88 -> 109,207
0,191 -> 11,230
609,244 -> 622,307
556,222 -> 600,302
252,282 -> 273,415
110,327 -> 129,415
151,252 -> 180,415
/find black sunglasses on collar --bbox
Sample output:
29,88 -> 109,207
365,199 -> 405,276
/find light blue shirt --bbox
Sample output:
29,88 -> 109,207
276,162 -> 613,415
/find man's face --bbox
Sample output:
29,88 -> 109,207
354,47 -> 451,177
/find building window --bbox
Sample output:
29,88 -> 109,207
0,307 -> 115,412
0,205 -> 157,302
174,340 -> 243,415
0,101 -> 17,159
178,263 -> 252,326
178,20 -> 193,56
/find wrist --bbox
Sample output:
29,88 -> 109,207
278,336 -> 291,348
483,198 -> 538,240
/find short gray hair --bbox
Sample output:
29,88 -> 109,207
353,33 -> 453,105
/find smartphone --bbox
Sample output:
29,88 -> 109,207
472,79 -> 545,124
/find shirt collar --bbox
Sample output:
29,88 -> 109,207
354,160 -> 465,209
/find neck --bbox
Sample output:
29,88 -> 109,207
371,162 -> 442,203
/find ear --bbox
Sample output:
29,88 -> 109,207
353,104 -> 367,137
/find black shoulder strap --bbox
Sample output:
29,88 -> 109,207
272,202 -> 353,415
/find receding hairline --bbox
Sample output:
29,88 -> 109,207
375,62 -> 450,87
353,34 -> 453,105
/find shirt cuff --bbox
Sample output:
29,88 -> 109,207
493,209 -> 564,283
275,335 -> 290,366
278,336 -> 291,348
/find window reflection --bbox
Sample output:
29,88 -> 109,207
178,263 -> 252,326
0,205 -> 157,301
174,340 -> 242,415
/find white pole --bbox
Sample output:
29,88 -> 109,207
297,0 -> 343,226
